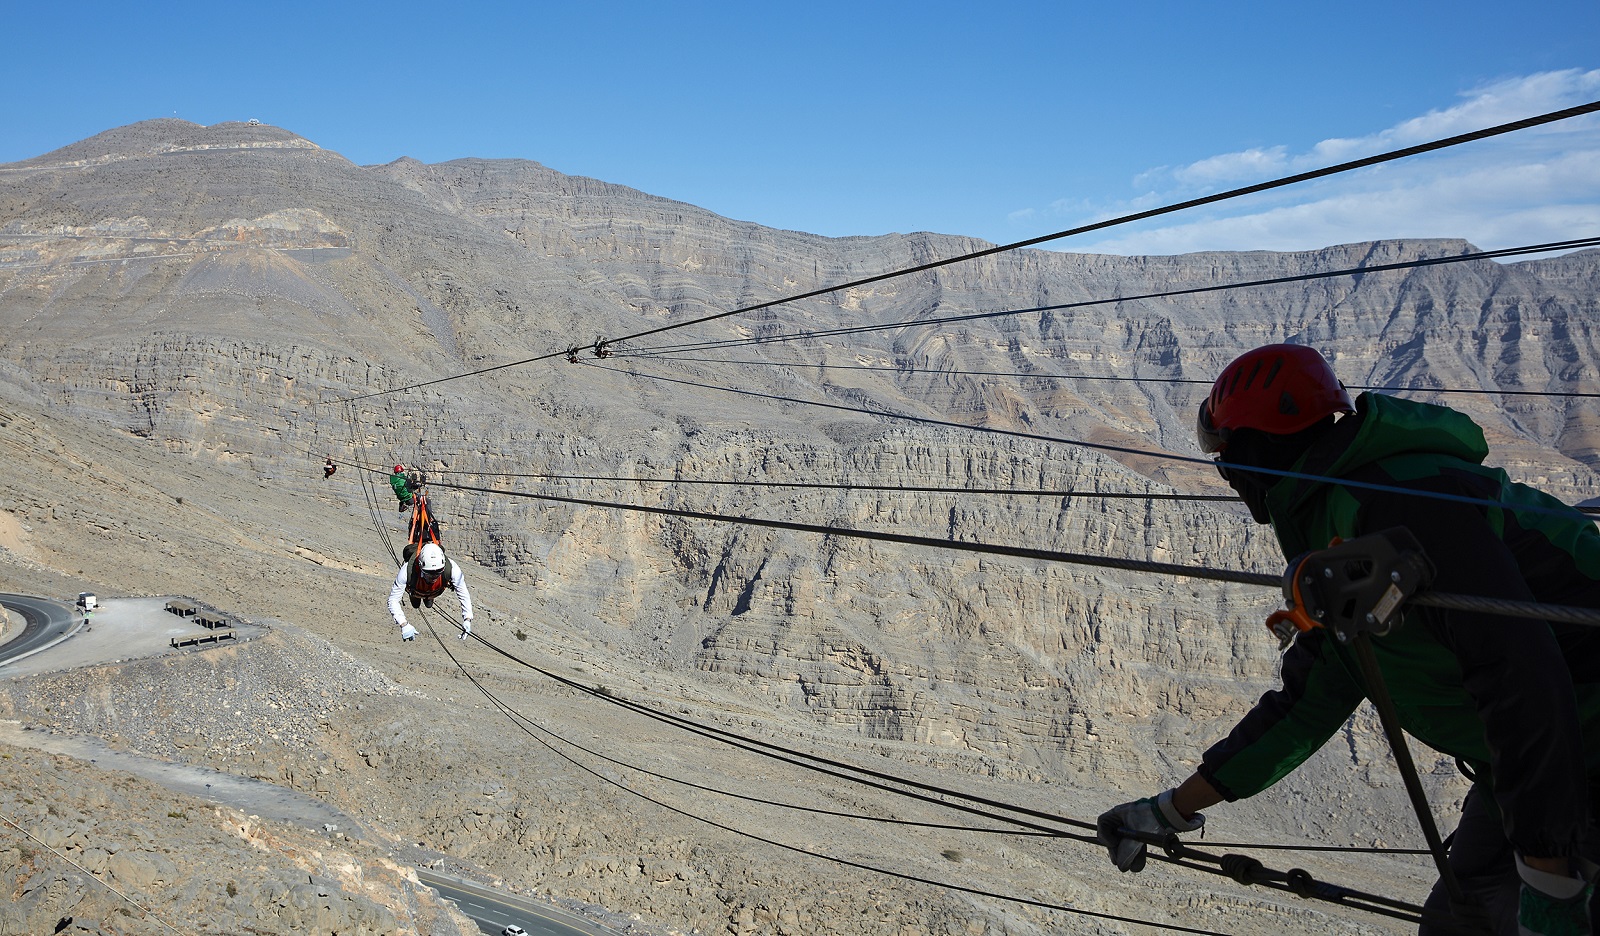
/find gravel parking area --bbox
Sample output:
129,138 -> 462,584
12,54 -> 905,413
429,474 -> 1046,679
1,595 -> 267,678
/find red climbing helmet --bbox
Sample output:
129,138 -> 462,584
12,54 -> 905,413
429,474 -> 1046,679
1197,344 -> 1353,454
394,464 -> 405,473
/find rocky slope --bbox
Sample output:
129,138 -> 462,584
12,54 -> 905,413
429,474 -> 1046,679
0,118 -> 1596,935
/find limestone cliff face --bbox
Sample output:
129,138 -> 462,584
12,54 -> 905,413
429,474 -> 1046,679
4,120 -> 1596,762
0,119 -> 1594,932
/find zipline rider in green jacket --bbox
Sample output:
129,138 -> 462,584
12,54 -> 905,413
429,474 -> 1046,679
390,463 -> 423,513
1098,344 -> 1600,936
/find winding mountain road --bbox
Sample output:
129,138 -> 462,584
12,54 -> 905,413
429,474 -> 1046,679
0,592 -> 79,667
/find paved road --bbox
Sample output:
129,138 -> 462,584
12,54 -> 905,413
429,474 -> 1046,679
0,592 -> 79,666
416,870 -> 616,936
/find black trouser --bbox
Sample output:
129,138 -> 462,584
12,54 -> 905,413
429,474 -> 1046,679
1419,783 -> 1598,935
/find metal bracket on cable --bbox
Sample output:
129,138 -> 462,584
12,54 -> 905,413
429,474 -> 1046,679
1266,527 -> 1436,649
1112,825 -> 1435,924
1097,815 -> 1490,934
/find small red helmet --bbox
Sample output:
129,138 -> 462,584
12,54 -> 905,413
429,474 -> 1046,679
1197,344 -> 1353,454
394,464 -> 405,473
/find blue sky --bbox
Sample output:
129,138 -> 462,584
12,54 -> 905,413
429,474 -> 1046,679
4,1 -> 1597,255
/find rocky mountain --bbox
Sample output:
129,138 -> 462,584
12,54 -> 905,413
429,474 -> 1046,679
0,118 -> 1596,935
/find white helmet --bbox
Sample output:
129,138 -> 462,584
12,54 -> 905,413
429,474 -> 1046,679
418,543 -> 446,572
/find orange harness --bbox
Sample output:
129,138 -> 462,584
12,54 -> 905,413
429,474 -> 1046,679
408,563 -> 449,598
407,493 -> 440,551
402,492 -> 450,597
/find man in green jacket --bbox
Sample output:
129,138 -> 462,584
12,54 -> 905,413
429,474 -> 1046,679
390,464 -> 421,513
1098,344 -> 1600,935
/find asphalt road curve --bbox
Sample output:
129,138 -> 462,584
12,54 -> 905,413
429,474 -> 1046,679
0,593 -> 77,666
416,870 -> 615,936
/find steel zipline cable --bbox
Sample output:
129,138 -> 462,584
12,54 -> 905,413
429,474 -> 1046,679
418,619 -> 1240,935
420,476 -> 1600,628
617,236 -> 1600,358
333,358 -> 1588,927
429,591 -> 1428,860
0,811 -> 185,936
396,463 -> 1241,502
580,355 -> 1600,401
325,102 -> 1600,405
581,362 -> 1600,528
329,457 -> 1600,516
333,416 -> 1446,924
395,560 -> 1336,851
415,608 -> 1444,933
342,466 -> 1455,929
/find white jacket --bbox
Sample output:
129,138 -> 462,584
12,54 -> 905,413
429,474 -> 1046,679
388,557 -> 473,626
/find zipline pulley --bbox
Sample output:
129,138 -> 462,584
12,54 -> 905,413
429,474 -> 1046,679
1266,527 -> 1436,649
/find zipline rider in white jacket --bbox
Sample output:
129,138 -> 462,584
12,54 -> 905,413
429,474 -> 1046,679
388,543 -> 473,641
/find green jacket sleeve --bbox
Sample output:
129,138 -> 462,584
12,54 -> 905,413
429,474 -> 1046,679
1198,629 -> 1366,800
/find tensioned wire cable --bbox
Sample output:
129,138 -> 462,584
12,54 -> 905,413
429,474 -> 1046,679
598,356 -> 1600,401
322,237 -> 1600,518
331,458 -> 1599,517
616,236 -> 1600,358
414,619 -> 1241,936
325,102 -> 1600,404
423,593 -> 1105,839
422,609 -> 1436,932
375,500 -> 1443,913
338,444 -> 1432,914
0,813 -> 186,936
394,575 -> 1428,858
583,361 -> 1600,528
428,625 -> 1064,838
333,459 -> 1237,502
430,605 -> 1457,934
424,476 -> 1600,627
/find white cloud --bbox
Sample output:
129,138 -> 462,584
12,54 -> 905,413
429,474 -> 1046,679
1301,69 -> 1600,168
1171,146 -> 1288,187
1044,69 -> 1600,255
1077,146 -> 1600,255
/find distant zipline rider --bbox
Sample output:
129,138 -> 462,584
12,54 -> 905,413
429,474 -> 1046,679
1098,344 -> 1600,936
390,463 -> 425,512
388,543 -> 473,642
